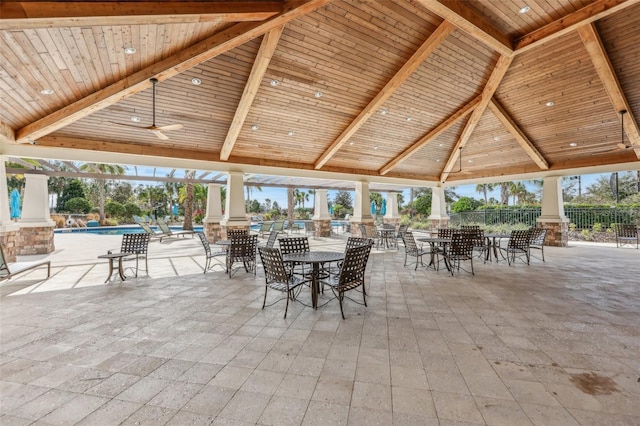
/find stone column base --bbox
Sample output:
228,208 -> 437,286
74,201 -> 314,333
221,224 -> 250,239
537,221 -> 569,247
314,219 -> 331,237
383,218 -> 400,227
350,220 -> 374,238
429,218 -> 449,231
204,222 -> 222,242
0,230 -> 19,262
16,226 -> 55,255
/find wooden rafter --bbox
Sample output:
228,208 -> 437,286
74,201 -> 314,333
15,0 -> 333,144
514,0 -> 636,55
7,158 -> 37,169
440,54 -> 514,183
0,121 -> 15,144
379,96 -> 480,175
487,99 -> 549,169
220,26 -> 284,161
0,1 -> 282,30
415,0 -> 513,56
578,23 -> 640,159
314,20 -> 455,170
62,161 -> 82,172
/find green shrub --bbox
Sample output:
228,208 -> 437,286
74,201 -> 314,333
592,222 -> 603,232
105,201 -> 125,218
65,197 -> 92,214
123,203 -> 142,219
569,223 -> 577,232
580,229 -> 593,240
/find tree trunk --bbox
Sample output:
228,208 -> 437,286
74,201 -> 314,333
99,179 -> 105,222
287,187 -> 294,228
183,170 -> 195,230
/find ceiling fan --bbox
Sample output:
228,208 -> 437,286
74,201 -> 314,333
111,78 -> 183,140
592,110 -> 636,154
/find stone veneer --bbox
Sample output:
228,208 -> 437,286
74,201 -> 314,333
429,218 -> 450,231
537,221 -> 569,247
0,231 -> 19,262
16,226 -> 55,255
314,219 -> 331,237
204,223 -> 222,242
221,224 -> 250,239
350,221 -> 375,238
383,218 -> 400,227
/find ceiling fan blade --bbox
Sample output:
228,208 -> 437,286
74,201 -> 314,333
149,129 -> 170,140
153,124 -> 183,131
109,121 -> 144,129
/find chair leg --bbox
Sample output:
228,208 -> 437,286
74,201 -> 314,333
541,246 -> 545,261
338,290 -> 345,320
470,257 -> 474,275
284,289 -> 289,319
262,285 -> 268,309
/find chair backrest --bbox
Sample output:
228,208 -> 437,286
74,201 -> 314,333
337,242 -> 372,289
227,229 -> 249,238
259,222 -> 273,231
305,221 -> 316,235
246,234 -> 258,260
272,220 -> 285,231
382,223 -> 395,229
228,234 -> 252,259
358,223 -> 367,237
346,236 -> 372,250
0,244 -> 10,278
614,223 -> 638,238
396,224 -> 408,238
278,237 -> 310,255
121,233 -> 150,255
528,228 -> 547,246
265,231 -> 280,248
449,233 -> 473,257
197,232 -> 211,257
258,247 -> 290,284
508,230 -> 530,250
156,218 -> 172,234
138,222 -> 156,235
437,228 -> 456,239
460,225 -> 480,231
401,231 -> 419,254
461,227 -> 484,246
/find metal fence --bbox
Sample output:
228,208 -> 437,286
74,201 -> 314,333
449,207 -> 640,230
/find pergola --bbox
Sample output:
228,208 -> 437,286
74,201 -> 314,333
1,0 -> 640,255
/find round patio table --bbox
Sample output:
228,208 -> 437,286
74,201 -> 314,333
417,237 -> 452,270
282,251 -> 344,309
484,233 -> 510,261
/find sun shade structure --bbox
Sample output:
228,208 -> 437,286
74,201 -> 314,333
1,0 -> 639,186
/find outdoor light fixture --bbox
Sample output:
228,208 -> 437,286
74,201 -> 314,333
314,91 -> 323,98
191,78 -> 202,85
124,47 -> 137,54
251,124 -> 259,131
40,89 -> 54,95
546,101 -> 554,107
270,79 -> 279,86
519,5 -> 531,13
288,130 -> 295,136
131,116 -> 141,122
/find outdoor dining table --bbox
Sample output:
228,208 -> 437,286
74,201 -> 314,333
377,228 -> 397,249
484,233 -> 510,262
416,237 -> 452,270
282,251 -> 344,309
97,252 -> 132,283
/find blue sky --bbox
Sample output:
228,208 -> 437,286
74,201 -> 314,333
132,167 -> 614,208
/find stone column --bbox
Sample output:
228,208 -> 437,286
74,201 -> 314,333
428,186 -> 449,230
203,183 -> 223,242
220,172 -> 249,238
351,181 -> 374,237
383,192 -> 401,227
537,176 -> 569,247
0,157 -> 20,262
312,189 -> 331,237
18,174 -> 56,255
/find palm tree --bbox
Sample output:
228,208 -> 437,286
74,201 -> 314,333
79,163 -> 127,222
245,184 -> 263,209
287,187 -> 295,228
182,170 -> 196,230
499,182 -> 511,206
475,183 -> 494,205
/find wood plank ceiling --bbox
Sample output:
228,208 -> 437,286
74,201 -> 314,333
1,0 -> 639,185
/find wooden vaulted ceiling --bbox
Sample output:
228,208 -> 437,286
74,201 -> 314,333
1,0 -> 639,186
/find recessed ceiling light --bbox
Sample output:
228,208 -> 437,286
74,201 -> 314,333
436,159 -> 441,162
546,101 -> 554,107
406,117 -> 412,122
288,130 -> 295,136
270,79 -> 279,86
191,78 -> 202,85
519,5 -> 531,13
314,91 -> 323,98
493,136 -> 500,141
468,159 -> 473,163
124,47 -> 136,54
349,141 -> 354,146
374,146 -> 378,150
380,108 -> 388,115
438,143 -> 444,147
40,89 -> 54,95
131,116 -> 141,123
569,142 -> 577,147
251,124 -> 259,131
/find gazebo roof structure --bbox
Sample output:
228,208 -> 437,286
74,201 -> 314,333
1,0 -> 639,187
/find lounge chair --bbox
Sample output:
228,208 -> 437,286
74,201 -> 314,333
1,244 -> 51,282
138,222 -> 164,239
258,221 -> 274,238
272,220 -> 285,232
156,218 -> 195,242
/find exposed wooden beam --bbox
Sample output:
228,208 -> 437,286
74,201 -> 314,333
0,121 -> 16,144
440,54 -> 514,183
15,0 -> 333,143
314,20 -> 455,170
514,0 -> 637,55
415,0 -> 513,56
0,1 -> 282,30
220,26 -> 284,161
62,161 -> 82,172
6,158 -> 37,169
488,99 -> 549,169
578,23 -> 640,159
379,96 -> 480,175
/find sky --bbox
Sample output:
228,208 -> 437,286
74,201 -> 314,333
131,167 -> 617,208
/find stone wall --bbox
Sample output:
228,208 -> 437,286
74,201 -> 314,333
429,218 -> 450,231
16,226 -> 55,255
221,224 -> 250,239
204,223 -> 222,242
0,231 -> 19,262
383,218 -> 400,227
